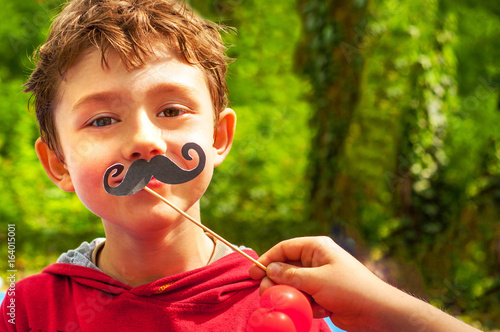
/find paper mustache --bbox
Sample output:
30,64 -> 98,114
103,142 -> 206,196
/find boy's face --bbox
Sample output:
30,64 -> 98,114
36,45 -> 235,233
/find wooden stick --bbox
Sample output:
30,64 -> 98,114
143,186 -> 267,271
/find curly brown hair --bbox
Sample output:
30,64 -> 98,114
25,0 -> 232,158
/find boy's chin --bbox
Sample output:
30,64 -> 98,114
102,215 -> 184,234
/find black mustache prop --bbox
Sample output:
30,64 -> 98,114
103,142 -> 206,196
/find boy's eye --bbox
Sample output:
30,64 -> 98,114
158,107 -> 186,118
91,117 -> 118,127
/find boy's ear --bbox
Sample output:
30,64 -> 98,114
35,138 -> 75,192
213,108 -> 236,167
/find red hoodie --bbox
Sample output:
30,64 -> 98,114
1,249 -> 330,331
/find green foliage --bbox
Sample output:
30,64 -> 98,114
298,0 -> 499,328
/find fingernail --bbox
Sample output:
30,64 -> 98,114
267,263 -> 280,277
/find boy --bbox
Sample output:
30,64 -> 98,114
0,0 -> 331,331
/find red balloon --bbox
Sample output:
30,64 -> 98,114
246,285 -> 313,332
260,285 -> 313,332
246,308 -> 296,332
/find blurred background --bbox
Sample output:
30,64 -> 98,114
0,0 -> 498,329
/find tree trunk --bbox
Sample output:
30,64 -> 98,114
297,0 -> 369,231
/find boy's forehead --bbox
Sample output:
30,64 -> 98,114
57,45 -> 210,108
64,44 -> 197,83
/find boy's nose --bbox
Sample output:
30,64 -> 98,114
123,113 -> 167,161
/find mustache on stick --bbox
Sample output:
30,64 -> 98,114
102,141 -> 267,271
103,142 -> 206,196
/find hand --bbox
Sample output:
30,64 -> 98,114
249,236 -> 482,332
249,236 -> 387,330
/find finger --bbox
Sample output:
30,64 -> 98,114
258,236 -> 336,268
249,260 -> 305,280
257,237 -> 315,266
248,263 -> 267,280
266,262 -> 323,296
249,237 -> 322,279
258,276 -> 277,295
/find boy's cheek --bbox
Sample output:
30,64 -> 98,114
71,167 -> 103,195
64,153 -> 111,196
64,136 -> 106,165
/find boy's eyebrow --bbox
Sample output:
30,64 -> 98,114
72,83 -> 202,111
72,91 -> 123,111
146,82 -> 201,101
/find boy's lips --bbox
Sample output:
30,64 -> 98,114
145,177 -> 163,189
113,176 -> 162,187
107,176 -> 162,191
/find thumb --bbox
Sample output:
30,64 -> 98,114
267,262 -> 316,294
266,263 -> 332,319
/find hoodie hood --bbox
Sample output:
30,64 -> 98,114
56,238 -> 104,271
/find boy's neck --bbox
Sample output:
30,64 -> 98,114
97,219 -> 215,288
